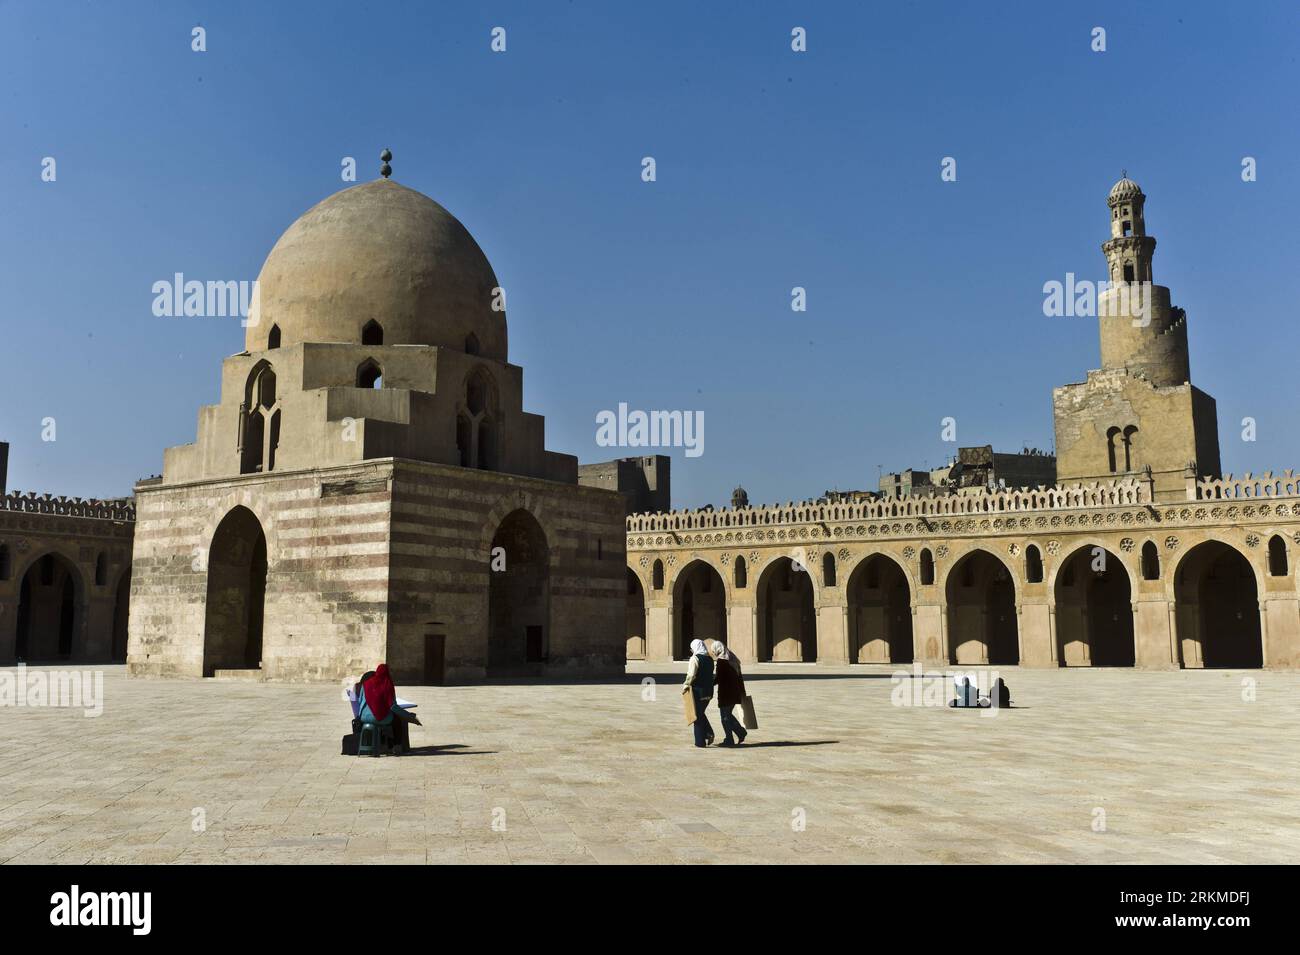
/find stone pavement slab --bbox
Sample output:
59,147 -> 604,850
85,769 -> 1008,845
1,663 -> 1296,864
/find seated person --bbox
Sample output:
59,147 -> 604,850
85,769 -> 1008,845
988,677 -> 1012,709
356,664 -> 412,754
949,676 -> 980,708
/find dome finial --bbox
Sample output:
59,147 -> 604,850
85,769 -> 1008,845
1121,167 -> 1127,180
380,148 -> 393,179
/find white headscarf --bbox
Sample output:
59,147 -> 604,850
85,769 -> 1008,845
689,639 -> 708,657
711,640 -> 732,662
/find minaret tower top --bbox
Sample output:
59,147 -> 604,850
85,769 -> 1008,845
1103,173 -> 1156,284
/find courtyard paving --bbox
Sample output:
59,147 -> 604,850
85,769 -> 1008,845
0,662 -> 1296,864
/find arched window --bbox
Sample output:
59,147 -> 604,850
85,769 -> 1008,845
652,559 -> 664,590
464,333 -> 481,355
1141,540 -> 1160,580
459,369 -> 499,470
466,370 -> 493,416
822,552 -> 836,587
94,552 -> 107,587
356,359 -> 382,389
1106,427 -> 1122,474
267,324 -> 281,349
1025,544 -> 1043,583
1122,426 -> 1139,472
0,544 -> 10,581
361,320 -> 383,346
919,548 -> 935,585
734,555 -> 747,589
1268,535 -> 1288,577
240,362 -> 280,475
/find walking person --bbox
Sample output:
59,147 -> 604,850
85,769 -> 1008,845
682,638 -> 716,747
710,640 -> 748,747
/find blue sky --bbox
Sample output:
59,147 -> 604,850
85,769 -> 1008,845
2,1 -> 1298,508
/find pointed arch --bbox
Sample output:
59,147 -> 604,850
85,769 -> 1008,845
671,559 -> 727,660
756,556 -> 816,663
919,547 -> 935,586
356,358 -> 383,389
626,568 -> 646,660
1173,541 -> 1262,668
846,553 -> 912,663
459,366 -> 501,470
1053,544 -> 1134,666
1106,427 -> 1122,474
944,549 -> 1018,665
267,324 -> 281,349
1025,544 -> 1044,583
489,508 -> 550,672
202,506 -> 267,676
240,360 -> 280,475
1268,534 -> 1288,577
1141,540 -> 1160,580
361,320 -> 383,346
14,551 -> 83,661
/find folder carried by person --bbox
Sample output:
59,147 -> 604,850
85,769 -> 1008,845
741,694 -> 758,730
683,689 -> 698,725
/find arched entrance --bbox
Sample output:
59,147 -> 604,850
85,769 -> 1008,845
202,506 -> 267,676
111,566 -> 132,662
846,555 -> 913,663
488,509 -> 549,672
672,560 -> 726,660
15,553 -> 83,661
1053,546 -> 1134,666
1174,541 -> 1262,668
756,557 -> 816,662
626,568 -> 646,660
945,550 -> 1018,665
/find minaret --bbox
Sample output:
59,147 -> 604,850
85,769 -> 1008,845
1052,174 -> 1221,501
1096,175 -> 1190,387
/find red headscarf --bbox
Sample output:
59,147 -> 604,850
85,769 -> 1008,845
362,664 -> 397,722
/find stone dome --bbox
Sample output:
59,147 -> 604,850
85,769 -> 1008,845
246,178 -> 507,359
1108,176 -> 1144,203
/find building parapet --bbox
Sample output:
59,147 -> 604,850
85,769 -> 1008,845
1191,471 -> 1300,501
627,478 -> 1156,533
0,491 -> 136,522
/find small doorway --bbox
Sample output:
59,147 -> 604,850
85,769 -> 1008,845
525,625 -> 545,663
422,632 -> 446,686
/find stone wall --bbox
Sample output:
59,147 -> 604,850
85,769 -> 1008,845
128,458 -> 627,683
627,473 -> 1300,670
0,492 -> 135,663
386,460 -> 627,682
128,462 -> 393,681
